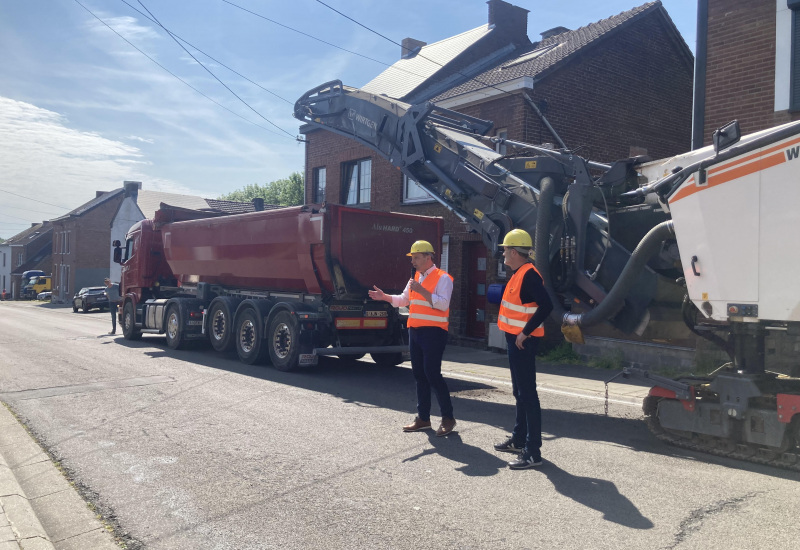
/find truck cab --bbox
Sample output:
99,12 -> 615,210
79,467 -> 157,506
22,275 -> 51,300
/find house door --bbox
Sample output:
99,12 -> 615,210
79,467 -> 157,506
465,241 -> 487,338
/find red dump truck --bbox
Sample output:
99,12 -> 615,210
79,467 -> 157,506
113,203 -> 442,371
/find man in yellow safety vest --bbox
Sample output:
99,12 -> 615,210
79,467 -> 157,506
368,240 -> 456,437
495,229 -> 553,469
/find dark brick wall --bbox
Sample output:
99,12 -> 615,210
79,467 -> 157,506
703,0 -> 799,143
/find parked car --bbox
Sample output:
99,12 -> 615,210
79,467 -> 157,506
72,287 -> 108,313
37,291 -> 52,301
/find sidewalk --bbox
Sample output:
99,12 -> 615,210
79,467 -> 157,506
0,345 -> 650,549
0,405 -> 118,550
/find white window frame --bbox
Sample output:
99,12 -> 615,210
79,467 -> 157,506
495,128 -> 508,155
403,175 -> 434,204
313,166 -> 326,203
343,159 -> 371,206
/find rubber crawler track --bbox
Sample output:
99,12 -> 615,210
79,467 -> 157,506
645,414 -> 800,472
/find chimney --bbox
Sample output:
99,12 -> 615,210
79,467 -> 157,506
487,0 -> 529,40
401,37 -> 427,59
252,198 -> 265,212
123,180 -> 142,202
540,26 -> 570,40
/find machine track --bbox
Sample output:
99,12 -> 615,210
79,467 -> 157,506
644,413 -> 800,472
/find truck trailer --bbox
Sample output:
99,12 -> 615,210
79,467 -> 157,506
114,203 -> 442,371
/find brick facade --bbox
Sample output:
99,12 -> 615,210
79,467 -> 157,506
51,192 -> 124,302
703,0 -> 800,143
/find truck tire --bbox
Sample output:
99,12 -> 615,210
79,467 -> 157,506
370,352 -> 405,367
235,308 -> 268,365
267,310 -> 300,372
165,304 -> 187,350
208,298 -> 238,352
122,301 -> 142,341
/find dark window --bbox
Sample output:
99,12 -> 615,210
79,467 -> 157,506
312,167 -> 326,203
791,1 -> 800,110
342,159 -> 371,205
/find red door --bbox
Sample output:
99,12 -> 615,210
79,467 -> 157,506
465,242 -> 487,338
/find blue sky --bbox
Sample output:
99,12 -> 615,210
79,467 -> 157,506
0,0 -> 697,239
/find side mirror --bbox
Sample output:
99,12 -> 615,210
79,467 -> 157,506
712,120 -> 740,154
113,247 -> 122,264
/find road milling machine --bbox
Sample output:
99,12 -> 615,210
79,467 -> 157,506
295,81 -> 800,469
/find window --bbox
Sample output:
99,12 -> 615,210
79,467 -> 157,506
65,231 -> 70,254
791,0 -> 800,110
16,252 -> 23,267
440,235 -> 450,273
342,159 -> 371,205
495,128 -> 508,155
312,167 -> 326,203
403,175 -> 433,203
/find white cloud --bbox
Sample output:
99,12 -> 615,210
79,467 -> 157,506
0,96 -> 164,237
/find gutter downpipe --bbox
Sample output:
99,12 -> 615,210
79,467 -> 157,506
691,0 -> 709,150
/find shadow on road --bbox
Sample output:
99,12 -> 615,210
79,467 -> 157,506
402,431 -> 508,476
541,461 -> 654,529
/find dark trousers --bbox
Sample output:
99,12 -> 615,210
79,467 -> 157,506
110,303 -> 117,332
506,333 -> 542,455
409,326 -> 453,420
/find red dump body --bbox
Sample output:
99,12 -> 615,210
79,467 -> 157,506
160,204 -> 442,296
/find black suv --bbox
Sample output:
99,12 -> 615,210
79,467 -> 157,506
72,287 -> 109,313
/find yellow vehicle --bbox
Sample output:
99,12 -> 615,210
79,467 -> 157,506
23,275 -> 51,300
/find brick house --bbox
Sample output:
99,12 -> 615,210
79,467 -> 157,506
4,222 -> 53,299
300,0 -> 694,350
693,0 -> 800,147
51,190 -> 126,303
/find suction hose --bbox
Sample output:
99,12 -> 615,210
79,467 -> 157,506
534,177 -> 566,320
562,220 -> 675,328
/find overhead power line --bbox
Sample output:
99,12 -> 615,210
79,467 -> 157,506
312,0 -> 523,102
0,188 -> 72,210
135,0 -> 296,139
118,0 -> 293,105
72,0 -> 295,139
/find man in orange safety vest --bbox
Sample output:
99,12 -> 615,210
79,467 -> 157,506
495,229 -> 553,469
369,240 -> 456,437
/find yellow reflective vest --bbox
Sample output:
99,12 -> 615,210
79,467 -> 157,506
408,268 -> 452,331
498,263 -> 545,337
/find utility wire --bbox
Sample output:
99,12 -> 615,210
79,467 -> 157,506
0,188 -> 72,210
0,205 -> 65,217
312,0 -> 527,102
72,0 -> 294,139
118,0 -> 292,105
136,0 -> 296,139
221,0 -> 433,81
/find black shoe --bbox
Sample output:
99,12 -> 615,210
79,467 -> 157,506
494,437 -> 524,454
508,452 -> 542,470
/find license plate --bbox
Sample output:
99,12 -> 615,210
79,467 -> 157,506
299,354 -> 318,366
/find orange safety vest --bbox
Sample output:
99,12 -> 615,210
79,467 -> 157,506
407,268 -> 452,331
498,263 -> 545,337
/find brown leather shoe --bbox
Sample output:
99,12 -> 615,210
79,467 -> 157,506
436,417 -> 456,437
403,417 -> 432,432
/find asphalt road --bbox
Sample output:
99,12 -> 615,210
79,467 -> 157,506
1,301 -> 799,549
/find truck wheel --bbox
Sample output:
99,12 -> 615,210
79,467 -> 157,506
268,311 -> 300,372
235,308 -> 268,365
208,299 -> 236,352
165,305 -> 186,350
370,352 -> 405,367
122,301 -> 142,341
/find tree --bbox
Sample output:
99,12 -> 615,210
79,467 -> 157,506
218,172 -> 304,206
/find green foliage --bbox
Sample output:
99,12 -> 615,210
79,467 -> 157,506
539,340 -> 582,363
219,171 -> 304,206
0,237 -> 5,244
589,349 -> 626,370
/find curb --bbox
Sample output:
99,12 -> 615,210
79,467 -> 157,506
0,404 -> 119,550
0,405 -> 55,550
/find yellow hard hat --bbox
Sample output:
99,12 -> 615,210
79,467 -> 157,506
499,229 -> 533,248
407,240 -> 435,256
